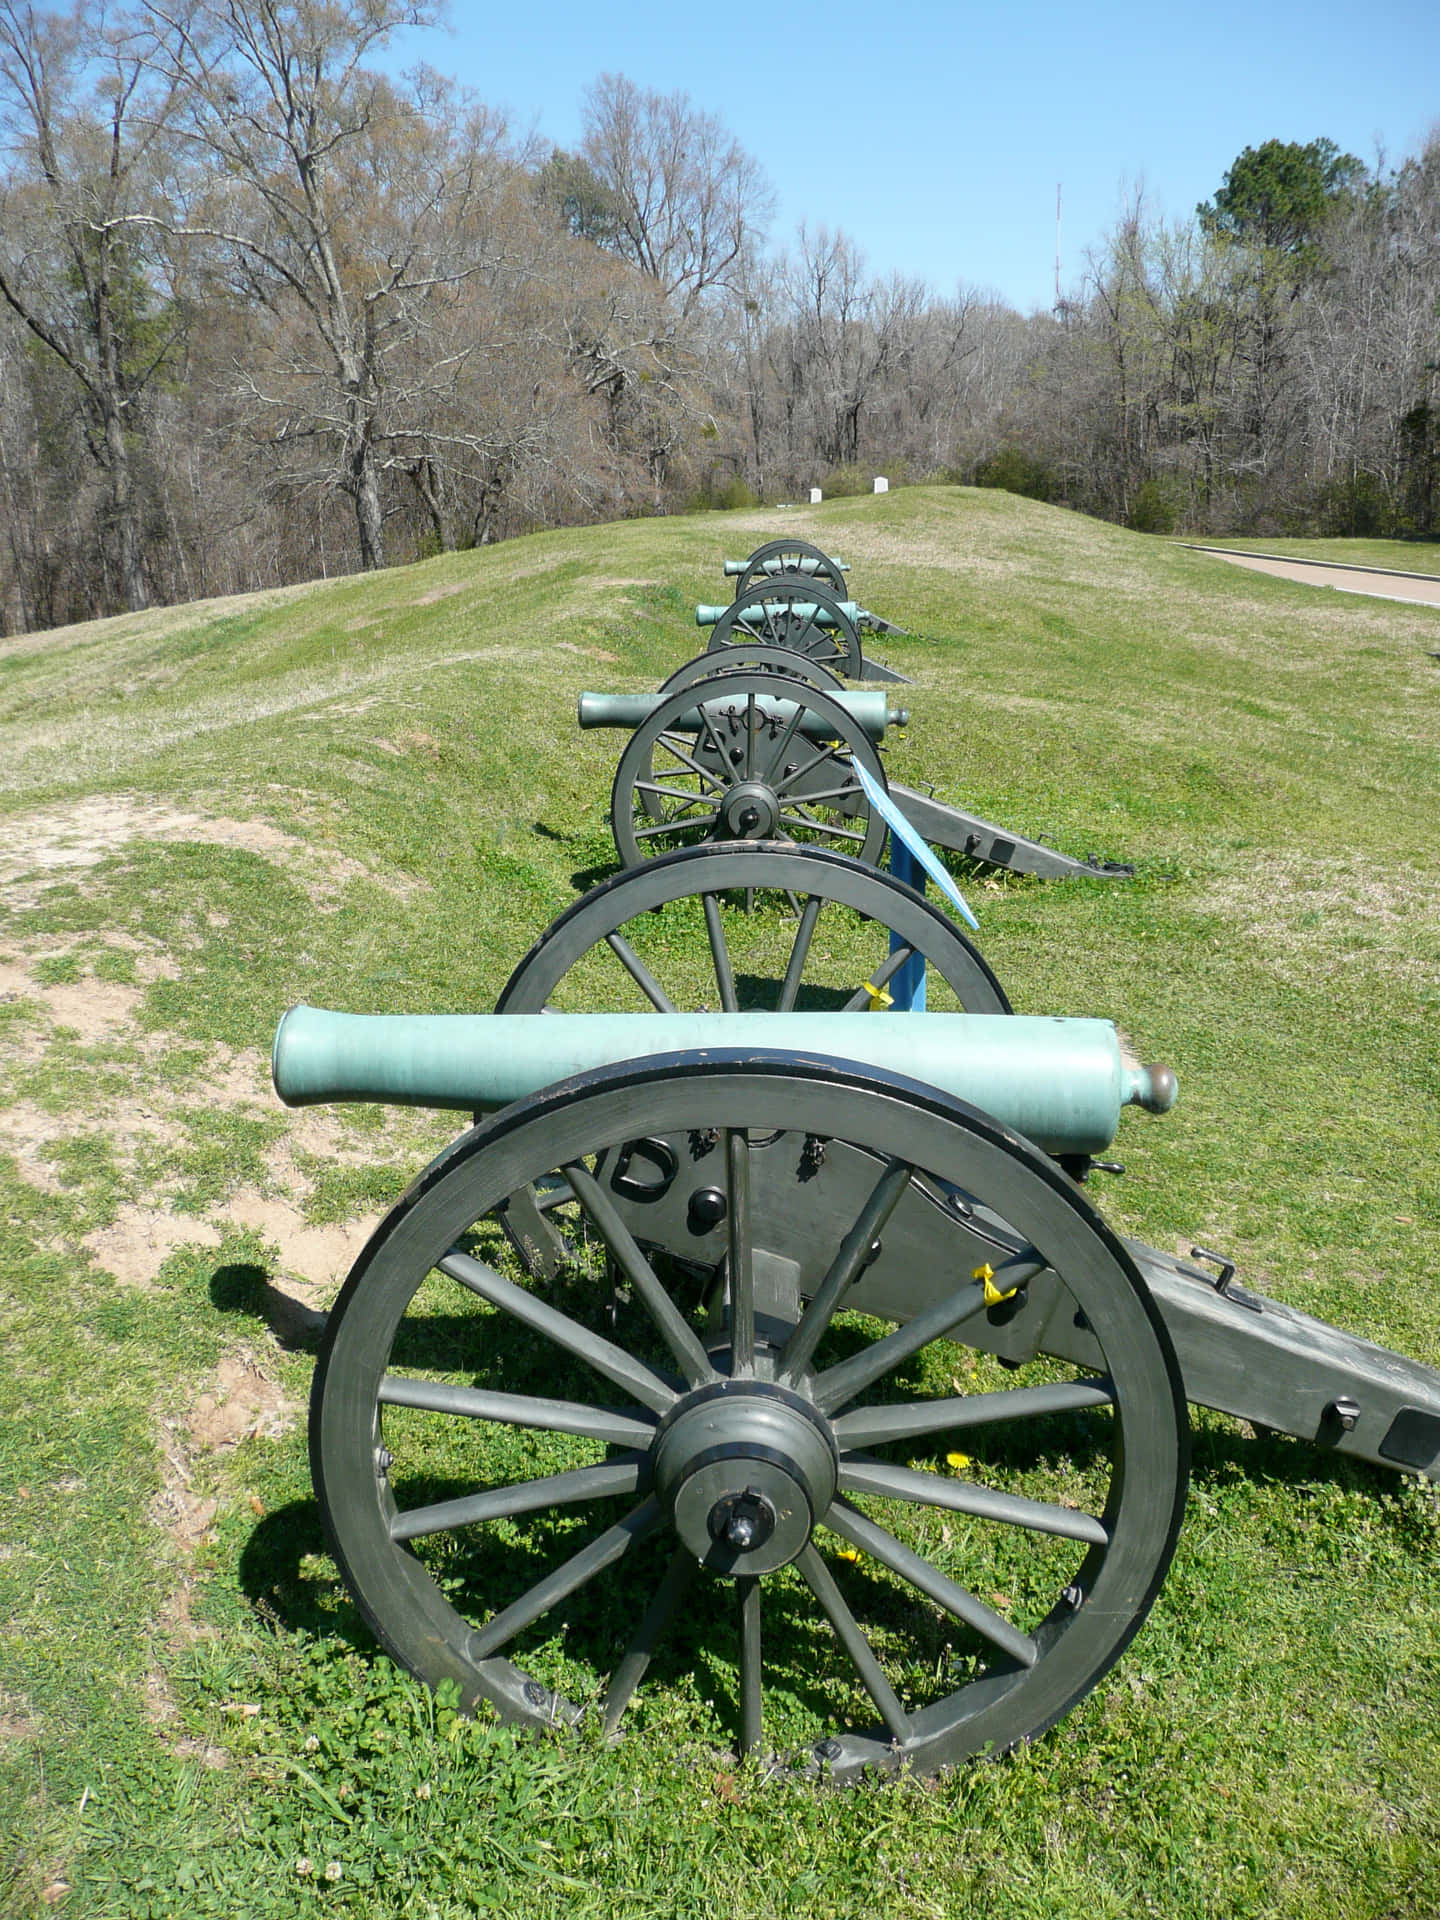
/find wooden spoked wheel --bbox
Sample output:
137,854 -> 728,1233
609,672 -> 888,869
496,841 -> 1010,1019
707,578 -> 863,678
732,539 -> 848,599
656,643 -> 844,698
310,1055 -> 1188,1778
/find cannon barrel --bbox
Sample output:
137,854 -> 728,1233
272,1008 -> 1177,1156
576,689 -> 905,740
695,601 -> 864,626
723,557 -> 848,575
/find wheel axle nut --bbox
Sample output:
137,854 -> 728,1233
709,1488 -> 777,1553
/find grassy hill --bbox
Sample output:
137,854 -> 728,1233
2,487 -> 1438,1916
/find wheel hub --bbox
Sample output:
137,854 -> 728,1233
719,779 -> 780,839
652,1383 -> 838,1576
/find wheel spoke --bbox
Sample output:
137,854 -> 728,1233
839,1456 -> 1109,1547
726,1129 -> 754,1371
810,1278 -> 996,1415
833,1378 -> 1115,1448
603,932 -> 677,1012
738,1575 -> 763,1753
378,1376 -> 657,1449
438,1249 -> 678,1415
601,1548 -> 696,1737
634,779 -> 718,805
651,736 -> 726,790
797,1544 -> 910,1744
469,1495 -> 664,1659
696,704 -> 735,778
777,894 -> 823,1011
391,1457 -> 644,1543
562,1159 -> 717,1387
773,738 -> 838,795
824,1497 -> 1038,1669
779,1157 -> 915,1385
785,783 -> 862,805
701,893 -> 739,1011
840,944 -> 916,1012
744,692 -> 757,777
779,814 -> 868,846
633,810 -> 720,841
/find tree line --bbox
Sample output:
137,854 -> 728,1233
2,0 -> 1438,634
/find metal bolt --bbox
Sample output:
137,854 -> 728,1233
1061,1585 -> 1085,1611
688,1186 -> 727,1231
1326,1397 -> 1361,1433
374,1446 -> 394,1479
726,1510 -> 759,1549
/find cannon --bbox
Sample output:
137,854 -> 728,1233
581,660 -> 1132,883
723,539 -> 850,598
699,576 -> 912,686
274,838 -> 1440,1779
722,538 -> 910,644
580,669 -> 899,868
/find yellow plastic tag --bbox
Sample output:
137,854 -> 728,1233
862,979 -> 894,1011
973,1262 -> 1019,1306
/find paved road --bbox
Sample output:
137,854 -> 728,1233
1188,545 -> 1440,607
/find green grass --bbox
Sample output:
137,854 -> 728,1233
2,487 -> 1438,1916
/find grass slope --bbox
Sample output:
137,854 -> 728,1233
1,487 -> 1437,1917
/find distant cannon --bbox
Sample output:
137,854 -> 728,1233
700,568 -> 911,685
581,654 -> 1132,882
723,538 -> 849,598
579,668 -> 898,869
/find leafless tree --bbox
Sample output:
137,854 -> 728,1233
0,0 -> 191,613
151,0 -> 524,569
581,73 -> 773,320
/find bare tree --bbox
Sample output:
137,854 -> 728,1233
0,0 -> 190,612
581,73 -> 773,320
153,0 -> 519,570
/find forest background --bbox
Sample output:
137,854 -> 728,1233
4,0 -> 1440,635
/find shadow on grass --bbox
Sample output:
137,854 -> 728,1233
231,1383 -> 1419,1757
210,1259 -> 328,1351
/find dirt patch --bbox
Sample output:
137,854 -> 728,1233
145,1349 -> 297,1766
0,1690 -> 40,1746
0,794 -> 378,904
85,1207 -> 223,1288
413,582 -> 469,606
217,1190 -> 379,1292
187,1351 -> 297,1451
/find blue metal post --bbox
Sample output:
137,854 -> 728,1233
887,837 -> 927,1011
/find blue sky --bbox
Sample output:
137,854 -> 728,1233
387,0 -> 1440,312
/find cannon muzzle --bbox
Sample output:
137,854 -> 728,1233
576,689 -> 904,740
272,1008 -> 1176,1155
